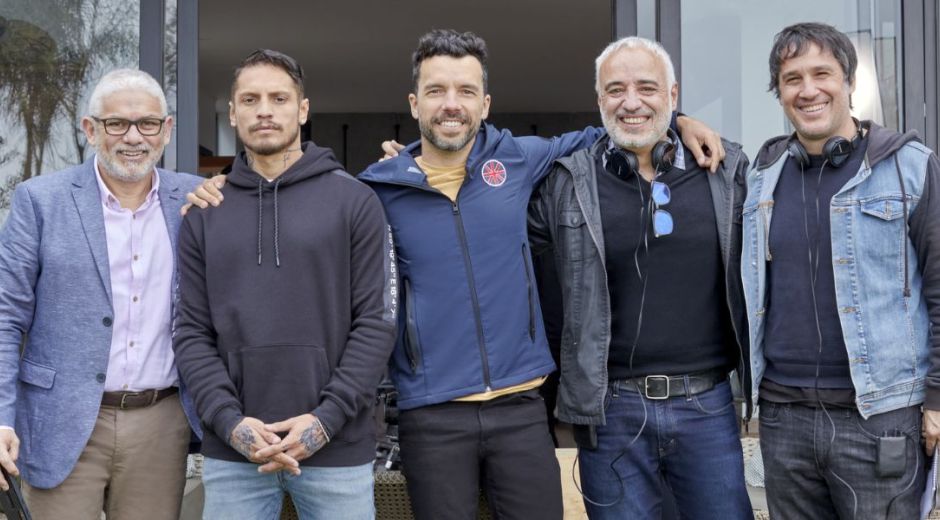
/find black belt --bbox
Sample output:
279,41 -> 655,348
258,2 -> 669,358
101,387 -> 178,410
614,369 -> 727,400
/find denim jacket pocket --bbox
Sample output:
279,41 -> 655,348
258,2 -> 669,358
859,197 -> 905,221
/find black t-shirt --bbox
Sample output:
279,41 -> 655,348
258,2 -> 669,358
762,135 -> 869,397
596,148 -> 735,379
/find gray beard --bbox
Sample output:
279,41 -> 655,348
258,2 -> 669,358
600,109 -> 671,151
96,150 -> 158,183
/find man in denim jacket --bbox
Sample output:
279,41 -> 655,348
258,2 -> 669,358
742,22 -> 940,519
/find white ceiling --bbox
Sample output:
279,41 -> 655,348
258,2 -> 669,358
198,0 -> 612,113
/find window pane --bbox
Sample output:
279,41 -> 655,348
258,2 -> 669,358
163,0 -> 177,171
680,0 -> 902,159
0,0 -> 140,222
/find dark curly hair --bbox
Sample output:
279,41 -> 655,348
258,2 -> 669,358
411,29 -> 488,94
767,22 -> 857,99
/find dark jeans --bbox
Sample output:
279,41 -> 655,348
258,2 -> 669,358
577,380 -> 752,519
398,390 -> 563,520
759,400 -> 925,520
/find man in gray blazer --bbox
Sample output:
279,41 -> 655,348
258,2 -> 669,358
0,69 -> 202,519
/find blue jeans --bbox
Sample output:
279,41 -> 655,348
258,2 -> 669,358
201,457 -> 374,520
759,400 -> 925,520
577,380 -> 752,519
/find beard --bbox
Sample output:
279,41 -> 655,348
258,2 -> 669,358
601,107 -> 671,151
241,124 -> 301,156
95,142 -> 160,183
418,114 -> 480,152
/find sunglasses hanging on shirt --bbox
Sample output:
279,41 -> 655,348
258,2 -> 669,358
605,139 -> 676,237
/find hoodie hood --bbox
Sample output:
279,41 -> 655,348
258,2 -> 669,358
228,141 -> 344,189
865,123 -> 920,167
227,141 -> 344,267
755,121 -> 921,170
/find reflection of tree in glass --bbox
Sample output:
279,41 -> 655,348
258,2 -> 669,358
0,1 -> 137,215
53,0 -> 138,166
0,136 -> 16,212
0,15 -> 60,183
164,2 -> 178,102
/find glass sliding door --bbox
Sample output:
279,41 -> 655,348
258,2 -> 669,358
678,0 -> 903,159
0,0 -> 142,221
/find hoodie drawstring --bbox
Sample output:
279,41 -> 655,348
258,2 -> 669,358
256,177 -> 282,268
257,179 -> 264,266
273,178 -> 281,268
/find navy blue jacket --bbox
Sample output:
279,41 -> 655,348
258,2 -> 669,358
359,124 -> 601,410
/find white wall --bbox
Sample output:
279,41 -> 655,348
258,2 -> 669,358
680,1 -> 872,160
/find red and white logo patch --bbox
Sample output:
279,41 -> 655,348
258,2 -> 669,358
481,160 -> 507,187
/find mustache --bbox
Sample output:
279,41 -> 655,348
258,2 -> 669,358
431,113 -> 469,125
249,122 -> 283,132
114,145 -> 152,154
614,110 -> 654,118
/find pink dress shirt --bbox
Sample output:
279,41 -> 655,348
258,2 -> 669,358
95,158 -> 177,392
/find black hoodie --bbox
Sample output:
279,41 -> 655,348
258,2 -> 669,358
174,142 -> 397,466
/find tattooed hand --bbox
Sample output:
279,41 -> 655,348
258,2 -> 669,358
255,413 -> 329,472
228,417 -> 301,475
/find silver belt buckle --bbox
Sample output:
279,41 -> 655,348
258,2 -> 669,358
119,391 -> 140,410
644,375 -> 670,400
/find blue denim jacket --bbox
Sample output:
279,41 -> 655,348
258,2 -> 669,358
742,126 -> 935,418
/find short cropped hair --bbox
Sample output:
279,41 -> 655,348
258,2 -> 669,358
594,36 -> 676,95
232,49 -> 305,99
767,22 -> 857,98
411,29 -> 489,94
86,69 -> 167,117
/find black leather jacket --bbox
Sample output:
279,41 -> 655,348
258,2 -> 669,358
528,136 -> 752,425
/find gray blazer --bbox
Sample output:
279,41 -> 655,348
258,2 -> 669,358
0,156 -> 202,488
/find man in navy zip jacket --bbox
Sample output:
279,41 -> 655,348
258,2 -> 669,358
358,31 -> 724,519
186,30 -> 724,519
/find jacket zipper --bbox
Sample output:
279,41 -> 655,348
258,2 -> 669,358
403,277 -> 421,374
452,202 -> 492,391
720,155 -> 751,416
364,176 -> 493,390
521,244 -> 536,341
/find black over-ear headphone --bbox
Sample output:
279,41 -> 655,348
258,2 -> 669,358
605,139 -> 676,181
787,120 -> 865,169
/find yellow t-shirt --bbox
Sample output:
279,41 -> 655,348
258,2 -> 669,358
415,156 -> 465,202
415,156 -> 546,401
453,376 -> 547,401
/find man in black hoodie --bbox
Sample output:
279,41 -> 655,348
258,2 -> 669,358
173,50 -> 396,519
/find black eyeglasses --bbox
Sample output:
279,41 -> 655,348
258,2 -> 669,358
91,117 -> 166,136
651,180 -> 673,237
